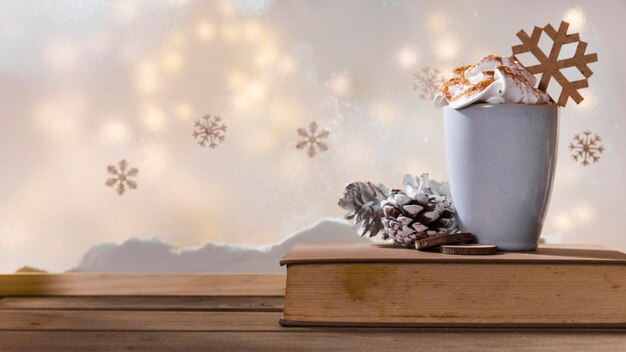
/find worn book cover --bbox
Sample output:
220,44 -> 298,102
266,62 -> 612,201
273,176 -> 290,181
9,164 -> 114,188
281,243 -> 626,327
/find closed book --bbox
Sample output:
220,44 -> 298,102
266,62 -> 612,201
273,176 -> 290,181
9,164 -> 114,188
280,243 -> 626,327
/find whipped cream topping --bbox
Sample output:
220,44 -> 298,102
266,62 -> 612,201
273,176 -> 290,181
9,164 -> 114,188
433,55 -> 550,109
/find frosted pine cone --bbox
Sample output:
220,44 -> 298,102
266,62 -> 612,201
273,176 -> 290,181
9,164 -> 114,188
338,181 -> 390,238
381,173 -> 457,247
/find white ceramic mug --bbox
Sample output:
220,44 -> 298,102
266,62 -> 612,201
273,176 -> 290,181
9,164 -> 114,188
443,103 -> 559,251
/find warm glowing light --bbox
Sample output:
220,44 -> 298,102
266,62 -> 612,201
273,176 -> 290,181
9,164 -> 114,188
329,73 -> 351,97
136,61 -> 160,94
227,71 -> 247,88
232,95 -> 251,112
255,43 -> 278,67
247,81 -> 266,100
396,45 -> 419,70
175,102 -> 194,121
141,103 -> 166,131
243,21 -> 263,40
220,24 -> 241,43
427,12 -> 448,32
578,90 -> 595,110
100,119 -> 130,145
45,40 -> 78,71
195,20 -> 216,41
563,7 -> 587,32
573,204 -> 595,224
435,36 -> 459,61
232,80 -> 268,111
554,213 -> 573,232
161,50 -> 184,73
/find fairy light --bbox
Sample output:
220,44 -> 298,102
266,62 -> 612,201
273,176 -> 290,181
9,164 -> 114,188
396,45 -> 419,70
195,20 -> 216,41
220,24 -> 241,43
247,81 -> 266,100
136,61 -> 160,95
100,119 -> 130,145
232,95 -> 251,112
578,90 -> 595,110
427,12 -> 448,32
329,72 -> 351,97
435,36 -> 459,61
563,7 -> 587,32
161,50 -> 184,73
554,212 -> 573,232
573,204 -> 595,223
175,102 -> 194,121
141,102 -> 166,131
231,80 -> 267,112
243,21 -> 263,40
255,43 -> 278,67
227,70 -> 247,88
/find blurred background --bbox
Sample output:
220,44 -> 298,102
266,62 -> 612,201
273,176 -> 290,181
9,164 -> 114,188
0,0 -> 623,273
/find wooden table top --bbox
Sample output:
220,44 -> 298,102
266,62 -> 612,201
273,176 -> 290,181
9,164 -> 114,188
1,295 -> 625,351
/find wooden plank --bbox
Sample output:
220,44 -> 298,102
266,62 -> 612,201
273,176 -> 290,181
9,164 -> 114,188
0,274 -> 286,296
3,309 -> 625,333
1,331 -> 625,352
0,310 -> 285,331
0,296 -> 284,312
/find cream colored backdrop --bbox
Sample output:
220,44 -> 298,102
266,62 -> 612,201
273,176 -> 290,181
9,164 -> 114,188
0,0 -> 623,272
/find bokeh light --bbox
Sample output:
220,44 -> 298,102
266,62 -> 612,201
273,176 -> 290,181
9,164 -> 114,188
563,7 -> 587,32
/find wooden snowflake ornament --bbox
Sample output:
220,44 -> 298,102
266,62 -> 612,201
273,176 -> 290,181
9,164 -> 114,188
511,21 -> 598,106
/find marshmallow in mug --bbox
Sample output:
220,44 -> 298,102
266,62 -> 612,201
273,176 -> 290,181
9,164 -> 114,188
433,55 -> 550,109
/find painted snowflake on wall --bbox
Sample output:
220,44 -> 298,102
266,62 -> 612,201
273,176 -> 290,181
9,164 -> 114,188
413,67 -> 444,100
569,130 -> 604,166
296,121 -> 330,158
105,160 -> 139,195
193,114 -> 227,148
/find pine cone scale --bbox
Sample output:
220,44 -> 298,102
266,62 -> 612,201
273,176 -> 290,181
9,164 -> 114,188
339,173 -> 458,247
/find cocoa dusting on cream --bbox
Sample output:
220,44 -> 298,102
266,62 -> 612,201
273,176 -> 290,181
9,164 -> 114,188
433,55 -> 550,109
458,78 -> 496,100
